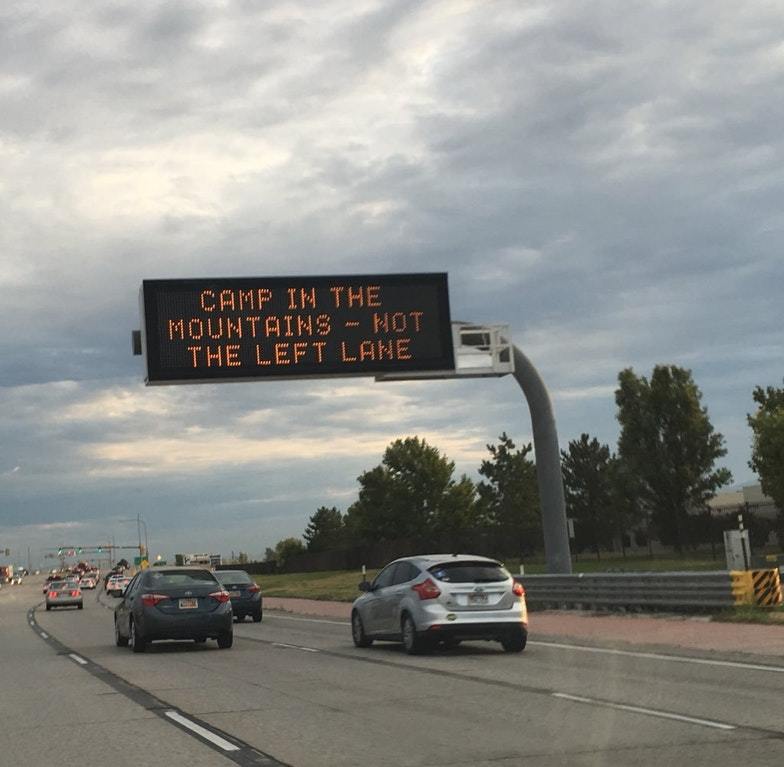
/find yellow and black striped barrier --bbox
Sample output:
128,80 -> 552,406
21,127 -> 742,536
730,568 -> 783,607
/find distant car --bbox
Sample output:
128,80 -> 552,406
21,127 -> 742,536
107,575 -> 130,597
10,574 -> 23,585
80,576 -> 96,590
214,570 -> 262,622
113,567 -> 233,652
351,554 -> 528,655
45,581 -> 83,610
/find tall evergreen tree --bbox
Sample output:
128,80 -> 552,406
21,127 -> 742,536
477,433 -> 541,554
303,506 -> 345,551
561,434 -> 616,558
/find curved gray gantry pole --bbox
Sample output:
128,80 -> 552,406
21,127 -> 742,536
511,344 -> 572,574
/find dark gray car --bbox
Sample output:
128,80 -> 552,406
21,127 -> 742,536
214,570 -> 262,622
114,567 -> 233,653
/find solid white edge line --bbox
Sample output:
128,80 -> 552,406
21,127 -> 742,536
529,640 -> 784,674
40,632 -> 48,639
272,642 -> 320,652
264,613 -> 784,674
265,613 -> 349,627
68,654 -> 87,665
164,710 -> 240,751
552,692 -> 736,730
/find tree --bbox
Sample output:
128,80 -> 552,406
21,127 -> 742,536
748,382 -> 784,545
477,433 -> 540,554
608,456 -> 645,554
174,554 -> 185,566
272,537 -> 305,567
561,434 -> 616,558
615,365 -> 732,550
237,551 -> 249,564
263,547 -> 276,563
344,437 -> 478,542
303,507 -> 345,551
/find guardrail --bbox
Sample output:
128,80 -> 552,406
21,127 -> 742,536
513,569 -> 783,611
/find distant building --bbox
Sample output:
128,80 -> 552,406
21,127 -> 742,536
708,483 -> 779,520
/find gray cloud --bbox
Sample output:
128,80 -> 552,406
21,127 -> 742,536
1,0 -> 781,562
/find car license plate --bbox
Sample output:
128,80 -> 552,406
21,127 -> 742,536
468,593 -> 488,605
179,598 -> 198,609
229,591 -> 241,598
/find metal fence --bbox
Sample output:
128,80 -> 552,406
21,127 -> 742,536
514,571 -> 738,611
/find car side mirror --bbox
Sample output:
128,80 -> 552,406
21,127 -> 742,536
358,580 -> 373,592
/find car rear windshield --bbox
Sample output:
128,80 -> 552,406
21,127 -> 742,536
50,581 -> 67,589
215,571 -> 251,583
145,570 -> 217,588
427,562 -> 509,583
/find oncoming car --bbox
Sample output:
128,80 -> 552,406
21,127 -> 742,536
46,581 -> 83,610
351,555 -> 528,654
113,567 -> 233,653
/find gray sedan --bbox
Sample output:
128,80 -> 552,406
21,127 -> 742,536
351,554 -> 528,654
45,581 -> 83,610
114,567 -> 233,653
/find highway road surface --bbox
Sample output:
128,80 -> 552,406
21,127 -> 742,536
2,579 -> 784,766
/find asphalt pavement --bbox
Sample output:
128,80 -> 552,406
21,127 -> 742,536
4,579 -> 784,766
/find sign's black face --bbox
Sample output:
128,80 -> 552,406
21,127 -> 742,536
140,273 -> 453,384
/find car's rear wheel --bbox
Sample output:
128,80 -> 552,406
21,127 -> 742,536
129,619 -> 146,653
252,609 -> 262,623
401,613 -> 426,655
217,632 -> 233,649
351,611 -> 373,647
45,604 -> 51,611
114,618 -> 128,647
77,603 -> 83,610
500,628 -> 527,653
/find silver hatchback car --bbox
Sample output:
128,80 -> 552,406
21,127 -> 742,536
351,554 -> 528,654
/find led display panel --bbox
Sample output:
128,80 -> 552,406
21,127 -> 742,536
140,273 -> 454,384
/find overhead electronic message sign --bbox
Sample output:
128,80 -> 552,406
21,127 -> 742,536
139,273 -> 454,384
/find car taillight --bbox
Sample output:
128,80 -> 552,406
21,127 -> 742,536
412,578 -> 441,600
48,591 -> 57,598
70,590 -> 81,597
247,584 -> 261,593
512,582 -> 525,597
209,590 -> 231,603
141,593 -> 168,607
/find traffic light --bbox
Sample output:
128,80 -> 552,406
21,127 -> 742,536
97,546 -> 102,553
57,548 -> 63,555
77,547 -> 82,554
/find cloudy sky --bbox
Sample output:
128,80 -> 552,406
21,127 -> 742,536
1,0 -> 782,567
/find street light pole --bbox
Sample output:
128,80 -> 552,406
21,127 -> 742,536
137,514 -> 149,559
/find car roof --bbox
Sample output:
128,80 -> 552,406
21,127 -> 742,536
391,554 -> 503,568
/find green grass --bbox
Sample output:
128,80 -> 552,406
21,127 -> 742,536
711,604 -> 784,625
254,569 -> 380,602
254,554 -> 725,602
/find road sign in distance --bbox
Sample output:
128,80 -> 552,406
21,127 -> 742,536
139,273 -> 454,384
